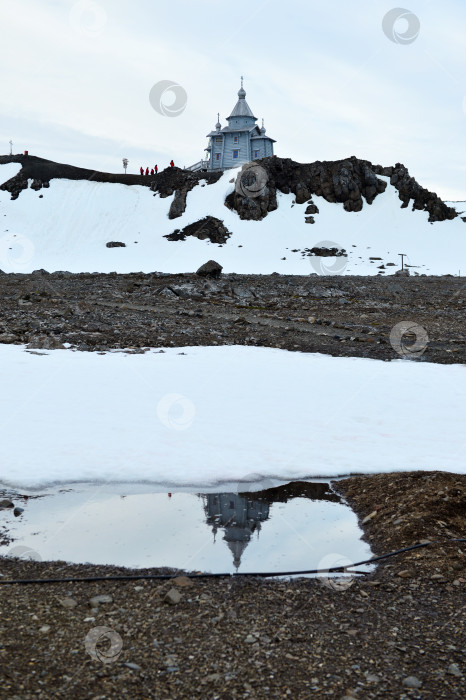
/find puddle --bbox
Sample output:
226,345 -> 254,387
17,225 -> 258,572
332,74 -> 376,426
0,480 -> 375,576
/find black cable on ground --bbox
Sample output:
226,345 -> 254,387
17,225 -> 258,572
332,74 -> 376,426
0,538 -> 464,585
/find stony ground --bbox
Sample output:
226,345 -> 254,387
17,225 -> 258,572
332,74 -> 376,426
0,271 -> 464,363
0,472 -> 464,700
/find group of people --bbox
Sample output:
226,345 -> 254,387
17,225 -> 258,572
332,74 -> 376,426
139,160 -> 175,176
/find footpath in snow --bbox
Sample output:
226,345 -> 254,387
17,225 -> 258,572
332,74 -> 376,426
0,345 -> 464,489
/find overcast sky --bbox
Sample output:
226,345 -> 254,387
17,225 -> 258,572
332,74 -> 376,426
1,0 -> 465,199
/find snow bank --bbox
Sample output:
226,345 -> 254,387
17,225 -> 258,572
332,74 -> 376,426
0,169 -> 465,274
0,163 -> 22,185
0,345 -> 464,489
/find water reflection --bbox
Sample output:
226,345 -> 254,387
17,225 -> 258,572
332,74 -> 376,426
0,480 -> 372,574
202,482 -> 341,569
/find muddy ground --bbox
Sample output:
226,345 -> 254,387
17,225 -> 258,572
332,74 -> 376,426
0,472 -> 464,699
0,271 -> 464,363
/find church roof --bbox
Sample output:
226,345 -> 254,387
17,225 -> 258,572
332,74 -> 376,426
227,82 -> 257,120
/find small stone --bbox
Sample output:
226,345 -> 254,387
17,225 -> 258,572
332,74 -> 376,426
89,594 -> 113,606
397,570 -> 412,578
39,625 -> 51,633
164,588 -> 182,605
173,576 -> 194,588
365,673 -> 380,683
0,499 -> 14,509
13,507 -> 24,516
245,634 -> 256,644
59,598 -> 78,609
402,675 -> 422,688
362,510 -> 377,524
447,663 -> 462,677
124,662 -> 141,671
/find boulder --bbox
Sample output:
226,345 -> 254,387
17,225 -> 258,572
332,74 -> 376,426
165,216 -> 231,244
196,260 -> 223,278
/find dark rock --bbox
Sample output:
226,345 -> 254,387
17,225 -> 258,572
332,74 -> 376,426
224,155 -> 456,224
389,162 -> 456,222
165,217 -> 231,244
395,269 -> 410,277
168,187 -> 190,219
13,507 -> 24,517
0,499 -> 14,509
106,242 -> 126,248
27,336 -> 65,350
308,246 -> 346,258
196,260 -> 223,279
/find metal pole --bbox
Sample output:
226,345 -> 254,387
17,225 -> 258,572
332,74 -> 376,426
398,253 -> 406,270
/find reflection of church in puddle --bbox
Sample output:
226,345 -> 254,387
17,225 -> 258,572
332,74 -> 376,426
202,493 -> 270,570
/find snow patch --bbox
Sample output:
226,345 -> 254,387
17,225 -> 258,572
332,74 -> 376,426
0,169 -> 465,274
0,344 -> 464,489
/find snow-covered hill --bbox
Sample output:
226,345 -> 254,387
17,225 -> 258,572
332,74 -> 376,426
0,160 -> 465,275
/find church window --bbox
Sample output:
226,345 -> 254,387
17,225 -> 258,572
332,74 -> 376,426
254,150 -> 259,158
216,153 -> 221,161
233,136 -> 239,144
215,137 -> 222,143
233,150 -> 239,159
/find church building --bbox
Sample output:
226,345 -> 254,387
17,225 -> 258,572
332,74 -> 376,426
188,79 -> 276,171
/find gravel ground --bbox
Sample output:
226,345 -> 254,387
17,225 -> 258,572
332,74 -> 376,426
0,472 -> 464,700
0,271 -> 464,363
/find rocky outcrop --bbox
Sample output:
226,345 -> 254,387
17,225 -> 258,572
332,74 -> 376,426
0,155 -> 222,201
165,216 -> 231,244
0,153 -> 457,224
226,156 -> 457,223
373,163 -> 456,223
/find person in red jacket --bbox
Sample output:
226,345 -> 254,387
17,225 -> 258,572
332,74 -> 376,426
150,169 -> 154,176
154,165 -> 158,174
140,167 -> 144,175
145,167 -> 149,176
170,160 -> 175,167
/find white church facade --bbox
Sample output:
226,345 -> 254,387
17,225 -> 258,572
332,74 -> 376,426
188,79 -> 276,171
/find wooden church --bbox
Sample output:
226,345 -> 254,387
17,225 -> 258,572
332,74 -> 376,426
188,79 -> 276,171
